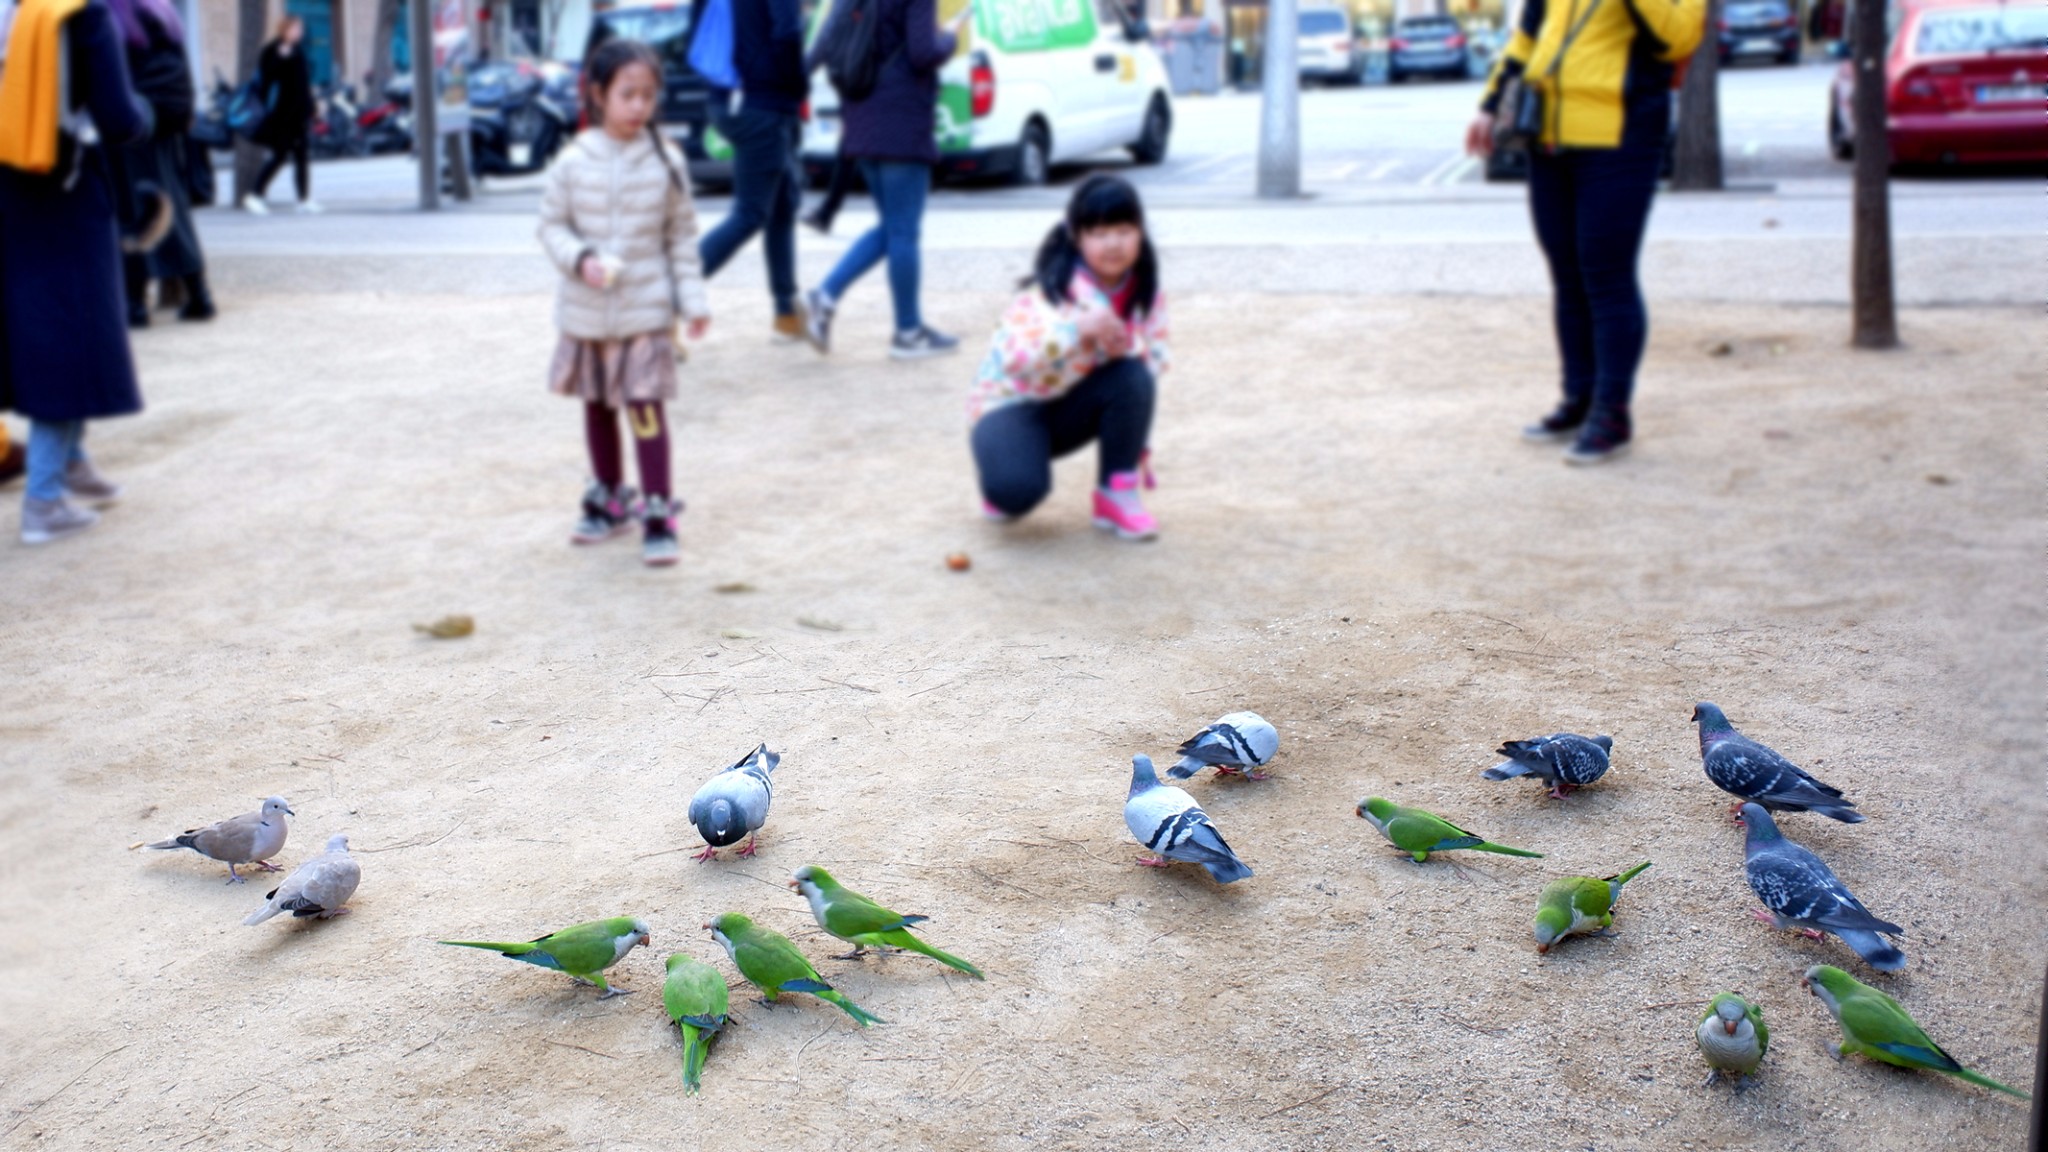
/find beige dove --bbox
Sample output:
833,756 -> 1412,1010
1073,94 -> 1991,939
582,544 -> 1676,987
148,796 -> 293,883
245,834 -> 359,924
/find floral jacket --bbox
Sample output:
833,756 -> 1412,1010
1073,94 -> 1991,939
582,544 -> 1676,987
967,270 -> 1169,422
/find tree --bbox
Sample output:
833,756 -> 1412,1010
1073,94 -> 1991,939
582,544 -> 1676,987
231,0 -> 267,203
1671,0 -> 1723,190
369,0 -> 403,97
1848,0 -> 1897,348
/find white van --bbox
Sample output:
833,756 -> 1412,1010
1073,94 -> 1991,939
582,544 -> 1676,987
802,0 -> 1174,185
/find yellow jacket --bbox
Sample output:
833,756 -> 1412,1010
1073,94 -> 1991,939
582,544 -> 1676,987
0,0 -> 86,173
1482,0 -> 1705,150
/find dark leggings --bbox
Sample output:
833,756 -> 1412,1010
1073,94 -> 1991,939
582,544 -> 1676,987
972,358 -> 1155,517
254,133 -> 310,201
1527,142 -> 1662,426
585,401 -> 672,501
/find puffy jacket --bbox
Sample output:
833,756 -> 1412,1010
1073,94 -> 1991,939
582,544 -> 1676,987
1481,0 -> 1705,150
968,270 -> 1169,422
538,128 -> 710,341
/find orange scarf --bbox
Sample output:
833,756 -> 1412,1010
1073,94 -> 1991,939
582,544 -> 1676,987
0,0 -> 88,173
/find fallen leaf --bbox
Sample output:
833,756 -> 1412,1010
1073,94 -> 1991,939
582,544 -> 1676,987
945,552 -> 972,572
1924,473 -> 1952,486
1707,341 -> 1734,357
413,615 -> 475,639
797,616 -> 844,632
720,628 -> 762,639
714,582 -> 756,594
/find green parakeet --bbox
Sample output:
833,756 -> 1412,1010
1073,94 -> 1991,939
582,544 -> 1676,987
1533,861 -> 1651,952
439,917 -> 651,998
789,865 -> 985,980
1355,796 -> 1544,863
1802,965 -> 2031,1100
705,912 -> 884,1028
662,954 -> 730,1096
1696,993 -> 1769,1086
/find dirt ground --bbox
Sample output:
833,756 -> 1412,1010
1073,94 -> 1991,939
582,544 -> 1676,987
1,284 -> 2040,1151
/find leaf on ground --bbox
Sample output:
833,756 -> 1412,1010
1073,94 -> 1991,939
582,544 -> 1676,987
797,616 -> 845,632
714,582 -> 756,594
720,628 -> 762,639
413,615 -> 475,639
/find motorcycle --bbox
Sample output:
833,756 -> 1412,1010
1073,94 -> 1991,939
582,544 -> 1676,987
310,83 -> 368,158
464,58 -> 572,177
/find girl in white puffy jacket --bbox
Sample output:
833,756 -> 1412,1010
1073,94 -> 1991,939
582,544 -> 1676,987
538,38 -> 709,567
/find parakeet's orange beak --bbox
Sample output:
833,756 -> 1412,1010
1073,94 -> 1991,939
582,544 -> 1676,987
1536,943 -> 1549,954
638,933 -> 651,947
1724,1020 -> 1738,1035
787,880 -> 799,889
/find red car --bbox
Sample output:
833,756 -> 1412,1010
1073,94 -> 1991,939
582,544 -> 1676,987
1828,0 -> 2048,167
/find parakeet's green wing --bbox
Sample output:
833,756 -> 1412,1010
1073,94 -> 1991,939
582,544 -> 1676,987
821,891 -> 920,939
1387,810 -> 1480,852
734,928 -> 824,992
1748,1001 -> 1770,1056
536,923 -> 627,977
664,960 -> 729,1024
1570,877 -> 1616,919
1840,989 -> 1955,1070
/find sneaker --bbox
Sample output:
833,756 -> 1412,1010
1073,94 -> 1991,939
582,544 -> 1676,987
642,495 -> 682,567
240,193 -> 269,215
981,499 -> 1015,523
1091,472 -> 1158,541
296,200 -> 324,215
802,288 -> 834,353
1563,413 -> 1632,466
21,496 -> 99,545
889,325 -> 959,360
62,457 -> 123,505
570,481 -> 641,545
771,311 -> 806,345
1522,400 -> 1589,442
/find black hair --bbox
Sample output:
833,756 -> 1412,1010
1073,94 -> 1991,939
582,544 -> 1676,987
585,38 -> 684,194
1025,174 -> 1157,317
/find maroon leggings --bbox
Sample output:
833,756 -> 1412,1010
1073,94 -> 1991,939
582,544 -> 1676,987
585,401 -> 671,501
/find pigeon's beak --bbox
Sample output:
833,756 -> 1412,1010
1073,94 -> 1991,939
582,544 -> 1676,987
1689,706 -> 1700,722
1724,1019 -> 1738,1036
285,807 -> 297,817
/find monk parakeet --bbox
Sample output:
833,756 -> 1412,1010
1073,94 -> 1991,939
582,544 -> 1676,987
790,865 -> 985,979
439,917 -> 651,998
662,955 -> 730,1096
1355,797 -> 1543,863
705,912 -> 883,1028
1693,702 -> 1863,822
1696,993 -> 1768,1086
1802,965 -> 2031,1100
1533,861 -> 1650,952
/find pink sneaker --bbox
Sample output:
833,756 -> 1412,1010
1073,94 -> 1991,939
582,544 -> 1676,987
1092,472 -> 1157,541
981,499 -> 1014,522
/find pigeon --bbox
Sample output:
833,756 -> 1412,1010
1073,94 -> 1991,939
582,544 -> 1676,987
1355,797 -> 1543,863
1533,861 -> 1651,952
1483,733 -> 1612,799
662,955 -> 730,1096
147,796 -> 294,883
1124,754 -> 1254,883
1167,711 -> 1280,780
1738,803 -> 1904,972
687,744 -> 778,862
705,913 -> 884,1027
1696,993 -> 1769,1087
439,917 -> 652,997
1802,964 -> 2031,1100
1693,702 -> 1864,822
790,865 -> 984,978
243,833 -> 360,924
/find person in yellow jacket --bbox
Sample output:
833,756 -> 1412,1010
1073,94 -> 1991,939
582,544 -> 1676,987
1465,0 -> 1705,464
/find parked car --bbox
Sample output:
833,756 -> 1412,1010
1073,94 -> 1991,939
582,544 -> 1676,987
1720,0 -> 1802,64
1297,6 -> 1361,85
581,1 -> 732,187
1387,15 -> 1468,82
1827,0 -> 2047,166
801,0 -> 1174,187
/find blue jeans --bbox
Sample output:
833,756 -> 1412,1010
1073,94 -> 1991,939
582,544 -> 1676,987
1527,142 -> 1663,421
26,419 -> 85,503
698,104 -> 802,316
821,161 -> 931,334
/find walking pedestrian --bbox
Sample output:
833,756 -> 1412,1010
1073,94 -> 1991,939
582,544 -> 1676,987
968,176 -> 1166,541
241,14 -> 318,214
801,0 -> 973,358
0,0 -> 154,544
537,38 -> 711,568
1466,0 -> 1704,464
108,0 -> 213,324
692,0 -> 808,343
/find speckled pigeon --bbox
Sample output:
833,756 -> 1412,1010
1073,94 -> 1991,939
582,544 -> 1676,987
1483,733 -> 1612,799
1167,711 -> 1280,780
1124,755 -> 1253,883
1739,803 -> 1904,972
1693,703 -> 1863,822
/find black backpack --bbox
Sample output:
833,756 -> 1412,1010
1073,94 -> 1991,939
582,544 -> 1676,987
816,0 -> 897,102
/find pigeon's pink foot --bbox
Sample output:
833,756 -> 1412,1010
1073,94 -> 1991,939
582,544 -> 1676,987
1799,928 -> 1826,941
1214,766 -> 1241,777
316,907 -> 354,920
736,835 -> 759,859
692,844 -> 720,863
1136,855 -> 1173,868
1750,908 -> 1779,927
255,859 -> 284,872
1549,785 -> 1573,800
1245,768 -> 1272,781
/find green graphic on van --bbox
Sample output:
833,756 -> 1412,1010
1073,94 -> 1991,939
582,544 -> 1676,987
936,82 -> 973,153
704,124 -> 733,162
981,0 -> 1098,53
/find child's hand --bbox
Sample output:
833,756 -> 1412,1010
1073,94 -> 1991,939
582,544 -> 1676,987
685,316 -> 711,340
578,255 -> 608,289
1078,308 -> 1129,357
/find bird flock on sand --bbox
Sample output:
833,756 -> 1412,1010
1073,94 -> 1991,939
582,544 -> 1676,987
139,703 -> 2032,1102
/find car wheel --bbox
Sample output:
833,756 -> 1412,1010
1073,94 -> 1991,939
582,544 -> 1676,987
1827,105 -> 1853,160
1129,97 -> 1171,165
1014,120 -> 1050,187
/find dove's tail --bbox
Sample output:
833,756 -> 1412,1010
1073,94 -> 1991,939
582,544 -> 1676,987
1481,761 -> 1535,781
1165,758 -> 1202,780
886,931 -> 985,979
1944,1065 -> 2031,1101
243,902 -> 284,926
1837,930 -> 1907,972
1472,842 -> 1545,859
815,989 -> 884,1028
147,834 -> 198,851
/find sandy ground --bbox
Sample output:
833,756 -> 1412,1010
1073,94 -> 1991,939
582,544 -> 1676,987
0,282 -> 2040,1151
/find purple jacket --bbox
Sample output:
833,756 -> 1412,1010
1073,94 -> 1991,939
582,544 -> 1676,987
838,0 -> 955,164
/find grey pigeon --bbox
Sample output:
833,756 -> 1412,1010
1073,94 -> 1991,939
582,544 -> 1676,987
1124,755 -> 1253,883
1693,703 -> 1863,822
1168,711 -> 1280,780
244,834 -> 360,924
688,744 -> 777,861
1483,733 -> 1613,799
1739,803 -> 1904,972
148,796 -> 294,883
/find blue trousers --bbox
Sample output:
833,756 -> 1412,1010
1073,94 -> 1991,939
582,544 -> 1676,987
26,419 -> 86,503
1527,143 -> 1662,422
699,105 -> 802,317
821,160 -> 931,334
972,358 -> 1155,517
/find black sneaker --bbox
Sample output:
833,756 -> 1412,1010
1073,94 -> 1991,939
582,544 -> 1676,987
1521,400 -> 1588,442
889,325 -> 960,360
571,481 -> 641,544
1563,413 -> 1632,466
642,495 -> 681,567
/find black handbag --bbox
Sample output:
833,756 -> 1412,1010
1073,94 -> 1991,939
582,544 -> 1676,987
1491,0 -> 1605,154
185,134 -> 217,206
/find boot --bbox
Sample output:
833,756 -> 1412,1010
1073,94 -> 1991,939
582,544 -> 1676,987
179,273 -> 217,322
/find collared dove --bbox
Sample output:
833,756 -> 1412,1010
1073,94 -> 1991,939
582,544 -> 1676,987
148,796 -> 293,883
244,834 -> 360,924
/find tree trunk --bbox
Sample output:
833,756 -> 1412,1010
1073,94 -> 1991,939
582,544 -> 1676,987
369,0 -> 403,97
231,0 -> 268,202
1849,0 -> 1897,348
1671,0 -> 1723,190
